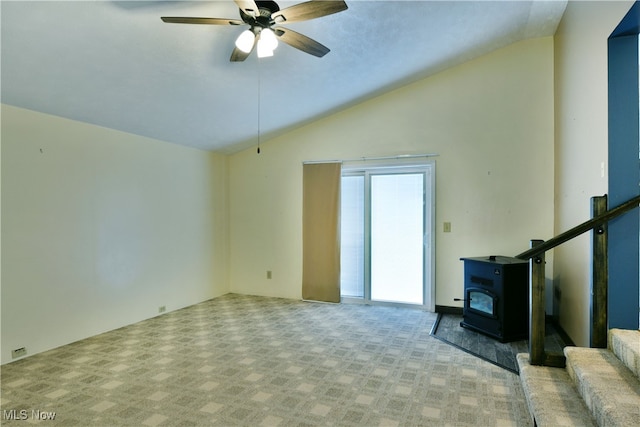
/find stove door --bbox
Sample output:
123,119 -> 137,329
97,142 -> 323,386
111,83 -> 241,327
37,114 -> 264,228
467,288 -> 498,319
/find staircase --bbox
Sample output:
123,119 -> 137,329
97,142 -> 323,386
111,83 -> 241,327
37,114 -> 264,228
517,328 -> 640,426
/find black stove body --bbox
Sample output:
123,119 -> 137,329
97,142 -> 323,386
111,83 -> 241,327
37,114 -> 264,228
460,256 -> 529,342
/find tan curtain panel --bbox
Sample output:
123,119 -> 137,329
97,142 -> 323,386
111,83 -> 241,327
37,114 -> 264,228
302,162 -> 341,303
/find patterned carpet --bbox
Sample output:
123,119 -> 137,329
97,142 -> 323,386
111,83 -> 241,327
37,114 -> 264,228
1,294 -> 532,426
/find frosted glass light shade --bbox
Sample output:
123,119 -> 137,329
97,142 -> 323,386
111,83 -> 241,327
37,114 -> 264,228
260,28 -> 278,50
257,40 -> 274,58
235,30 -> 255,53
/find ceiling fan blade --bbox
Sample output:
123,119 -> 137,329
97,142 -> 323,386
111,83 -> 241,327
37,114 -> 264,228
161,17 -> 243,25
231,47 -> 251,62
234,0 -> 260,17
272,0 -> 347,23
274,27 -> 329,58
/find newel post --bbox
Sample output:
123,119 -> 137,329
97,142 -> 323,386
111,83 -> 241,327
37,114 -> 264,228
591,195 -> 608,348
529,239 -> 546,365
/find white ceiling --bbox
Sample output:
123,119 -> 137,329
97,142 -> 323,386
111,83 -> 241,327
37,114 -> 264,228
1,0 -> 567,153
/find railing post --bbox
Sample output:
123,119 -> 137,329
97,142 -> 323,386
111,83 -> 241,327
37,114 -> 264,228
591,195 -> 608,348
529,239 -> 546,365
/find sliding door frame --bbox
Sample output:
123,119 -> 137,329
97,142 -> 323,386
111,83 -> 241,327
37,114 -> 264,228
341,161 -> 436,311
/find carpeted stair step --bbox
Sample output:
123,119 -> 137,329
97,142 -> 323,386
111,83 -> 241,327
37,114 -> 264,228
516,353 -> 596,427
564,346 -> 640,426
608,328 -> 640,379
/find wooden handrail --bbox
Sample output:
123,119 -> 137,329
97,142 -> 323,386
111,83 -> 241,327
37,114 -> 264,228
516,194 -> 640,260
520,193 -> 640,366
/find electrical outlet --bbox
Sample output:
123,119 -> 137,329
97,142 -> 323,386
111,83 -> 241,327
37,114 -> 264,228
12,347 -> 27,359
443,222 -> 452,233
158,306 -> 166,313
267,271 -> 272,279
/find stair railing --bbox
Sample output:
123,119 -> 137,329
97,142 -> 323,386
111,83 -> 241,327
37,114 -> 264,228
515,194 -> 640,367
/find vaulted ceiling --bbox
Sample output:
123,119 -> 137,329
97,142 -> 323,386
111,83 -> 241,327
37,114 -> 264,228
1,1 -> 567,153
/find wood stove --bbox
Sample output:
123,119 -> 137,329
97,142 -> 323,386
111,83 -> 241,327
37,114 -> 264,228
459,256 -> 529,342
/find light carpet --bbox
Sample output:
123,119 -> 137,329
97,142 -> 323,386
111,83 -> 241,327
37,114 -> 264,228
1,294 -> 532,426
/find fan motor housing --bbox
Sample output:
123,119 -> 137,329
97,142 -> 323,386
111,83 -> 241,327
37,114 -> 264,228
240,1 -> 280,28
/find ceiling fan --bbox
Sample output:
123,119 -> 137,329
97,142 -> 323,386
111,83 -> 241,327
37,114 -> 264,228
161,0 -> 348,61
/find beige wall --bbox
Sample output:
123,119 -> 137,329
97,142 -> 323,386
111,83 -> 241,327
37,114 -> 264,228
229,38 -> 555,306
1,105 -> 229,364
553,0 -> 634,346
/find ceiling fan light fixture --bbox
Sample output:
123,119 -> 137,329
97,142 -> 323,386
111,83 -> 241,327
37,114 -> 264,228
260,28 -> 278,50
235,29 -> 255,53
257,40 -> 274,58
257,28 -> 278,58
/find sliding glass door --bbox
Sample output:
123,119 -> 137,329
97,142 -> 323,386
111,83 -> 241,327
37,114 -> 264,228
370,173 -> 425,304
340,164 -> 434,309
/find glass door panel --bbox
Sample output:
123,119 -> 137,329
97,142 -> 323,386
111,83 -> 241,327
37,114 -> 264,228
370,173 -> 424,304
340,164 -> 433,310
340,175 -> 365,298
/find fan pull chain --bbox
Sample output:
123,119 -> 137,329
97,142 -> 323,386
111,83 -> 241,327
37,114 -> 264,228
257,57 -> 261,154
